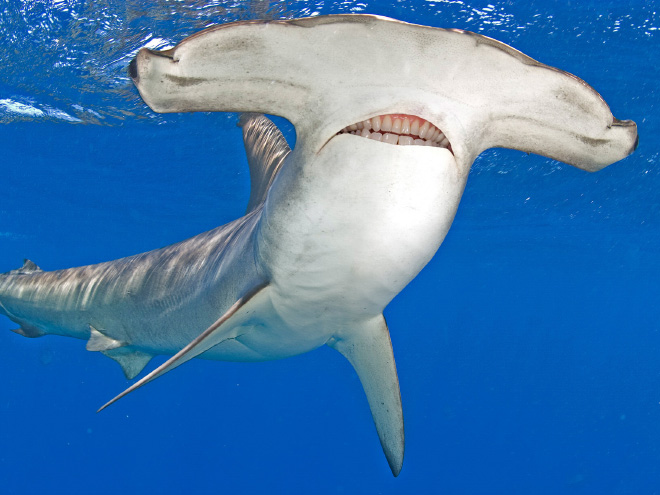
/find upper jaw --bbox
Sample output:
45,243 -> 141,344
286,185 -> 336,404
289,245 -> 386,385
336,113 -> 453,153
299,95 -> 471,172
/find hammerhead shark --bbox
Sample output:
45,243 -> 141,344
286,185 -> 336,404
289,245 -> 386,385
0,15 -> 637,475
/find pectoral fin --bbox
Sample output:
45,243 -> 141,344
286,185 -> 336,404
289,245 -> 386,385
328,315 -> 404,476
98,283 -> 270,412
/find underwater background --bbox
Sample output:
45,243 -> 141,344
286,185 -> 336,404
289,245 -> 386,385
0,0 -> 657,493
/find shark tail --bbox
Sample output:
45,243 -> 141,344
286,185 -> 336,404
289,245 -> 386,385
0,259 -> 45,337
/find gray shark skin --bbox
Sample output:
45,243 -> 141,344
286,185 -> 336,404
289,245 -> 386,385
0,15 -> 637,476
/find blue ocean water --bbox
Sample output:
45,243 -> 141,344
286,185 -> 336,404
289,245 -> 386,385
0,1 -> 657,493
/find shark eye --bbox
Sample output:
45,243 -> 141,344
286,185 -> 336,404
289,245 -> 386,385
338,114 -> 452,153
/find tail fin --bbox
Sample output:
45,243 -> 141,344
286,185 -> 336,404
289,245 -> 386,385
0,259 -> 45,337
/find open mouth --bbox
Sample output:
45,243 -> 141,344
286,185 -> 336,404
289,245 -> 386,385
338,114 -> 452,153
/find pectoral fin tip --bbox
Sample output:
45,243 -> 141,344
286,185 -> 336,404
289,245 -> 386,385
328,315 -> 404,476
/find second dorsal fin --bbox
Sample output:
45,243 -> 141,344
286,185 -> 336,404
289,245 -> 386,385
6,259 -> 42,275
238,113 -> 291,213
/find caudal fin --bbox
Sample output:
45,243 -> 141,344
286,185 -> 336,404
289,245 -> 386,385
0,259 -> 45,337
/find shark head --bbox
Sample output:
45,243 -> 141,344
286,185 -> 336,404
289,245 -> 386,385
129,14 -> 637,177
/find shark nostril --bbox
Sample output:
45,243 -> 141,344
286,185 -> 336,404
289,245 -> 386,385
128,57 -> 139,82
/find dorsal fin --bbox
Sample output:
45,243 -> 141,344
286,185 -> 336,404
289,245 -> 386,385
238,113 -> 291,213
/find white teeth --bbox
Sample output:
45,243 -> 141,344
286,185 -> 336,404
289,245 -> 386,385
382,133 -> 399,145
401,117 -> 410,135
338,115 -> 450,151
391,118 -> 402,134
418,121 -> 430,139
381,115 -> 392,132
410,119 -> 419,136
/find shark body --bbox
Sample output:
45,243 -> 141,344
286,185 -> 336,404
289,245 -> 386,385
0,15 -> 637,475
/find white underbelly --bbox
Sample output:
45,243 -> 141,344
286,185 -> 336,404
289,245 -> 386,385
256,136 -> 468,332
197,322 -> 333,361
196,136 -> 467,362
